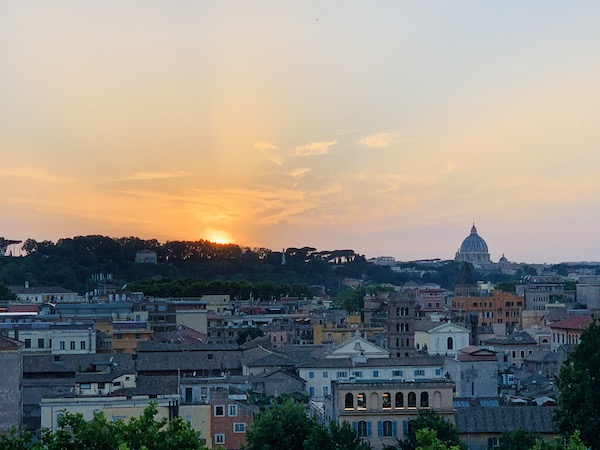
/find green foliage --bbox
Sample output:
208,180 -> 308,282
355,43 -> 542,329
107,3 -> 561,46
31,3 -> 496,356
243,399 -> 315,450
414,428 -> 461,450
331,288 -> 366,312
499,429 -> 538,450
398,410 -> 462,450
236,326 -> 265,345
0,427 -> 36,450
0,402 -> 206,450
243,399 -> 369,450
304,421 -> 372,450
495,282 -> 517,293
554,317 -> 600,449
0,282 -> 16,301
530,431 -> 586,450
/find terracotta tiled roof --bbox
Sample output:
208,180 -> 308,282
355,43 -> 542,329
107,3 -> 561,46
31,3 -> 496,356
550,314 -> 592,331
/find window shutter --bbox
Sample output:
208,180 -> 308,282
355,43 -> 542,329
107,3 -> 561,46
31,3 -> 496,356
352,421 -> 357,431
392,421 -> 398,437
377,421 -> 383,437
403,420 -> 409,437
367,421 -> 372,437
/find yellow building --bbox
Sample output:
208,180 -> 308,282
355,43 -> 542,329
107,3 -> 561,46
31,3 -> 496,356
313,316 -> 383,344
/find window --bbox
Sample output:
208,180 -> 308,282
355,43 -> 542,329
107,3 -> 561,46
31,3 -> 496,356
351,371 -> 363,378
414,369 -> 425,377
309,371 -> 315,379
70,341 -> 76,350
116,334 -> 123,340
345,393 -> 354,410
214,434 -> 225,445
395,392 -> 404,408
60,341 -> 65,350
373,370 -> 379,378
357,393 -> 366,410
356,420 -> 370,438
185,387 -> 193,403
98,382 -> 105,390
336,371 -> 348,379
234,423 -> 246,433
323,386 -> 329,396
38,338 -> 44,348
24,339 -> 31,349
323,371 -> 329,378
80,341 -> 86,350
79,383 -> 91,390
435,369 -> 442,377
420,392 -> 429,408
380,420 -> 394,437
408,392 -> 417,408
392,370 -> 403,377
228,404 -> 238,417
382,392 -> 391,409
309,387 -> 315,396
214,405 -> 225,417
447,337 -> 453,350
488,437 -> 500,449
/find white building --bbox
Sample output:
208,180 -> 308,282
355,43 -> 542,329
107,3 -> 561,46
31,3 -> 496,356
0,322 -> 97,355
298,356 -> 446,401
414,321 -> 470,357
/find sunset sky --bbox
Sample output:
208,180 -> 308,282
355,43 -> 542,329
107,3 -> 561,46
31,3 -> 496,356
2,2 -> 600,263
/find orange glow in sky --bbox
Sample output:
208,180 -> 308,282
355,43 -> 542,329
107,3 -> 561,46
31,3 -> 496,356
2,2 -> 600,263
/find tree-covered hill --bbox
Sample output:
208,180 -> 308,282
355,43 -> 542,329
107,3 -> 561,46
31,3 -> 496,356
0,235 -> 417,295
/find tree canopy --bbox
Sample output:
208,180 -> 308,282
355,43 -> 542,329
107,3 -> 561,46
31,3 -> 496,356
0,403 -> 206,450
242,399 -> 370,450
499,429 -> 539,450
554,316 -> 600,449
397,410 -> 462,450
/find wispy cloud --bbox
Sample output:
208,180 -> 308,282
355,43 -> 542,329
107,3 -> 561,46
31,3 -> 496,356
288,168 -> 312,179
0,167 -> 71,183
359,131 -> 404,148
255,140 -> 285,165
254,141 -> 278,151
292,140 -> 337,156
118,171 -> 187,181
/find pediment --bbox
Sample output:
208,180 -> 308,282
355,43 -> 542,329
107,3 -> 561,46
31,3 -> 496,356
328,332 -> 389,359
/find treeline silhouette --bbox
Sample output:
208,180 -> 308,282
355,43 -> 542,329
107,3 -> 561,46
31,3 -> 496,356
0,235 -> 424,296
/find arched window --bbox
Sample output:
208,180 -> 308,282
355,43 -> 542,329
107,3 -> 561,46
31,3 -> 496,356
408,392 -> 417,408
395,392 -> 404,408
396,307 -> 401,316
357,392 -> 366,410
345,393 -> 354,410
396,323 -> 401,333
447,337 -> 453,350
420,392 -> 429,408
382,392 -> 391,409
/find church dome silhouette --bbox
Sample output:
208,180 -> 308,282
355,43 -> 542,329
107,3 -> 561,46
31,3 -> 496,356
455,223 -> 491,265
460,224 -> 489,253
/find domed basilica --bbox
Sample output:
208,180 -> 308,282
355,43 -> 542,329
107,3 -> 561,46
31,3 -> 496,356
454,224 -> 491,265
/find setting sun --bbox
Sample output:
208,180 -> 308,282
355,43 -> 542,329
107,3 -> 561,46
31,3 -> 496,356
206,231 -> 233,245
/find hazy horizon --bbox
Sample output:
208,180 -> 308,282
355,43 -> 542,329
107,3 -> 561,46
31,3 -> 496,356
2,2 -> 600,264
